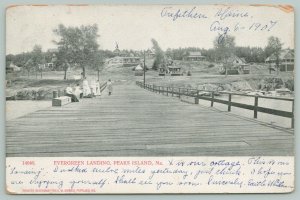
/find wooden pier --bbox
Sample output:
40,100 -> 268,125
6,81 -> 294,157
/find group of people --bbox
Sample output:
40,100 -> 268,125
65,78 -> 113,102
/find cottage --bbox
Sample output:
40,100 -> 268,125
184,51 -> 205,61
265,49 -> 294,72
219,55 -> 249,75
106,56 -> 141,67
134,65 -> 144,76
168,66 -> 182,76
146,49 -> 155,58
6,62 -> 21,73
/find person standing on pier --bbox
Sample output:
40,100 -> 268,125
107,79 -> 113,95
82,77 -> 92,97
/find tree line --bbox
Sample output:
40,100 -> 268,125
164,36 -> 285,64
6,23 -> 289,79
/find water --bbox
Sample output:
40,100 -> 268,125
197,95 -> 293,128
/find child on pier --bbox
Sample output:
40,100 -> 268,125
107,79 -> 113,95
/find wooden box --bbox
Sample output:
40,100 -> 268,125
52,96 -> 71,106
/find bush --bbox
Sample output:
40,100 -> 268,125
208,64 -> 215,68
187,71 -> 192,76
285,79 -> 294,91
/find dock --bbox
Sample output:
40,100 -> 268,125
6,81 -> 294,157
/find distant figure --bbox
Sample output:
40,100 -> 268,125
95,80 -> 101,96
74,83 -> 83,99
107,79 -> 113,95
82,77 -> 92,97
65,84 -> 79,102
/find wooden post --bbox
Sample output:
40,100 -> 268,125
195,90 -> 199,104
292,100 -> 294,128
211,91 -> 214,107
172,88 -> 174,97
178,88 -> 181,98
254,96 -> 258,118
143,50 -> 146,86
228,94 -> 232,112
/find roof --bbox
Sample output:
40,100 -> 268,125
8,63 -> 21,71
265,49 -> 294,62
226,55 -> 246,64
168,65 -> 181,69
189,51 -> 202,56
135,65 -> 143,70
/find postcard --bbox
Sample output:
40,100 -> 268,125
5,4 -> 294,194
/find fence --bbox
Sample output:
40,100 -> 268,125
136,81 -> 294,128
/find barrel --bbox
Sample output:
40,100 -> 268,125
53,91 -> 58,98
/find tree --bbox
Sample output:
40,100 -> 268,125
31,45 -> 43,79
91,51 -> 105,81
24,58 -> 34,77
151,39 -> 165,70
213,35 -> 235,75
265,36 -> 283,74
53,24 -> 99,79
213,35 -> 235,62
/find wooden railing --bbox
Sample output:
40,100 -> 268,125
100,82 -> 107,92
136,81 -> 295,128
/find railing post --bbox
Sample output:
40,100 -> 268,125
195,90 -> 199,104
292,100 -> 294,128
254,96 -> 258,118
211,91 -> 214,107
172,88 -> 174,97
228,93 -> 232,112
178,88 -> 181,98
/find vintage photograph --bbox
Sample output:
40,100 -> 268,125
6,5 -> 294,158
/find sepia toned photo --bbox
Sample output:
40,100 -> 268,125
5,4 -> 295,194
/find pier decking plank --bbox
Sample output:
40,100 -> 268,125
6,81 -> 294,157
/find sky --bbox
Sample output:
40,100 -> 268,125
6,4 -> 294,55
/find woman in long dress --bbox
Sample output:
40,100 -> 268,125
95,80 -> 101,96
90,80 -> 97,96
82,77 -> 91,97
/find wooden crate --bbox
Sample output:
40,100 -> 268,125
52,96 -> 71,106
